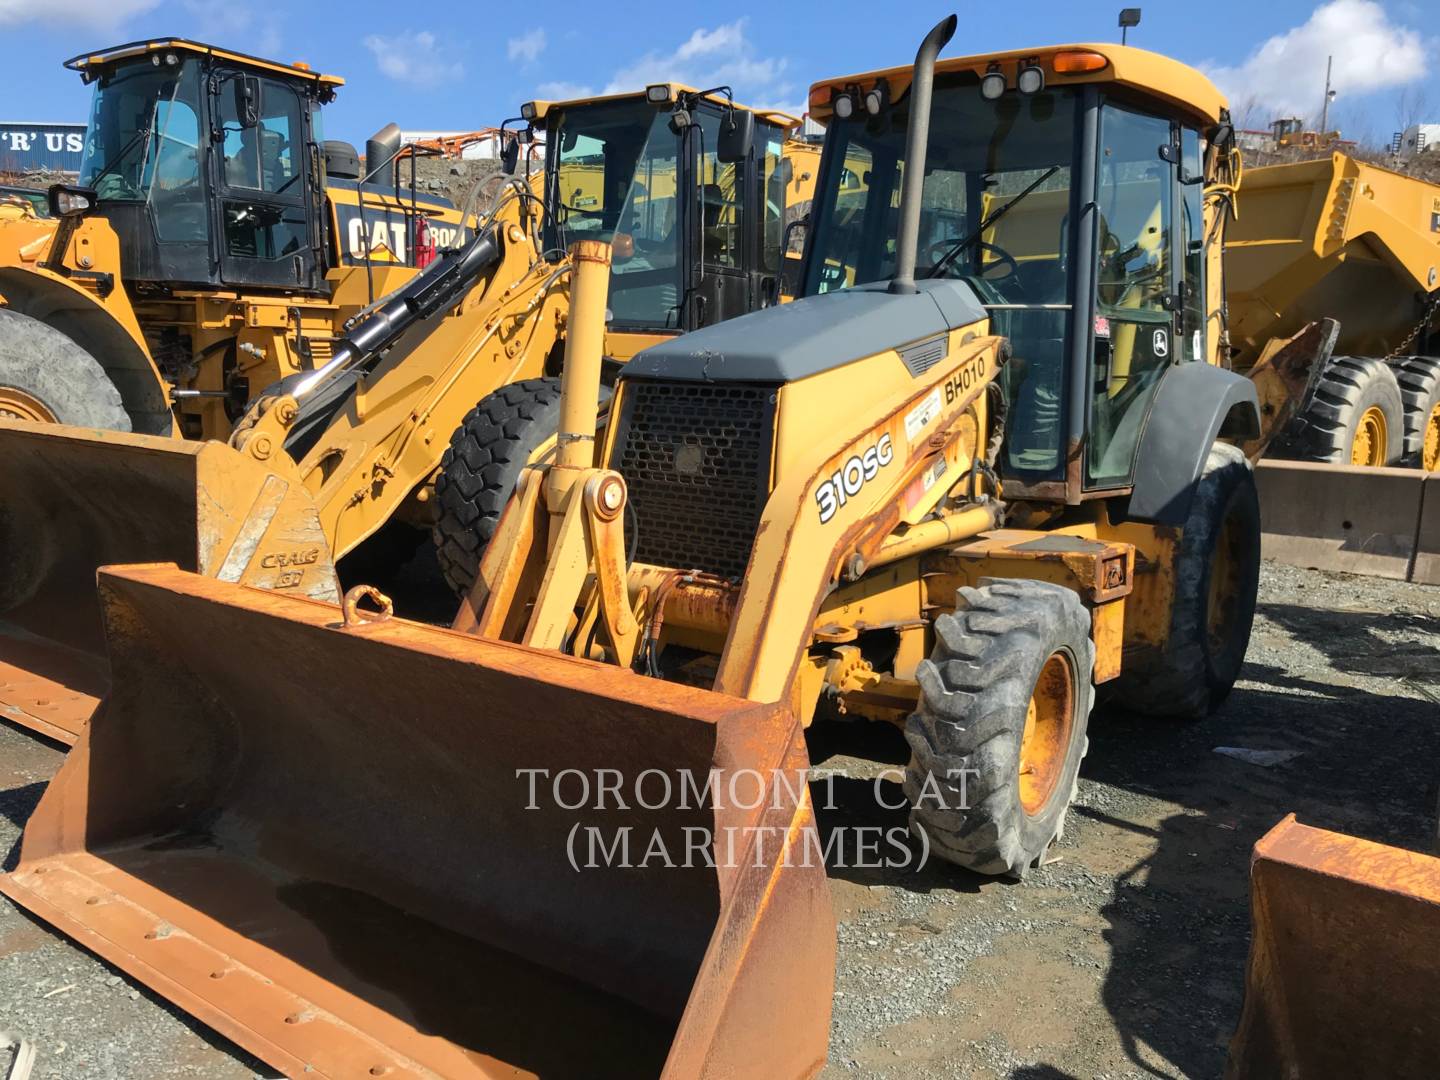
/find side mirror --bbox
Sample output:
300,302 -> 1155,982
233,76 -> 260,128
779,156 -> 794,187
501,136 -> 520,175
717,110 -> 754,164
365,123 -> 403,185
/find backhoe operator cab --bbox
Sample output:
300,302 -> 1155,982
521,85 -> 795,339
64,39 -> 338,292
801,44 -> 1246,502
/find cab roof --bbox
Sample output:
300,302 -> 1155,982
64,38 -> 344,88
523,84 -> 799,130
809,44 -> 1225,129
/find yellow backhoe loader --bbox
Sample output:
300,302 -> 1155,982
0,84 -> 802,743
0,38 -> 471,441
2,20 -> 1303,1075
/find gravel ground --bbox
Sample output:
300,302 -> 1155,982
1,561 -> 1436,1079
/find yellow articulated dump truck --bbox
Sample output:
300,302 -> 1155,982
1228,153 -> 1440,470
0,85 -> 802,744
1224,154 -> 1440,583
2,18 -> 1319,1076
0,37 -> 471,441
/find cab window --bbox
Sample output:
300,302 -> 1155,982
1087,104 -> 1176,486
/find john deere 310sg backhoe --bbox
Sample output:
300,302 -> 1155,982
3,16 -> 1337,1078
0,83 -> 803,742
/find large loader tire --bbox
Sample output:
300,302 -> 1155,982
904,579 -> 1094,880
1110,442 -> 1260,720
1393,356 -> 1440,471
433,377 -> 563,597
0,308 -> 130,430
1275,355 -> 1403,466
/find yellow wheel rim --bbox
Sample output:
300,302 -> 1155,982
0,386 -> 56,423
1423,402 -> 1440,473
1350,406 -> 1387,467
1018,652 -> 1075,816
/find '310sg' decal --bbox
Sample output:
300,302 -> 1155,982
816,434 -> 894,524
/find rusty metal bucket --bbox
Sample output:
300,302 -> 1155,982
0,564 -> 834,1078
1226,815 -> 1440,1079
0,421 -> 337,743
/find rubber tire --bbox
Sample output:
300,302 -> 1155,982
433,377 -> 563,597
0,308 -> 130,429
1393,356 -> 1440,468
904,579 -> 1094,879
1275,355 -> 1403,465
1110,442 -> 1260,720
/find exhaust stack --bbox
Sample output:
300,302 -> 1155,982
889,14 -> 957,295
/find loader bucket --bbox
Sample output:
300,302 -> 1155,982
1226,815 -> 1440,1079
0,564 -> 835,1079
0,421 -> 338,743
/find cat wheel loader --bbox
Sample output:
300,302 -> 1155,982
1,19 -> 1300,1076
0,38 -> 470,441
0,84 -> 802,743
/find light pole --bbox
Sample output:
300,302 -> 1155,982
1119,8 -> 1141,45
1319,55 -> 1336,134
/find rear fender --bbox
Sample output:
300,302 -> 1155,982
1126,362 -> 1260,526
0,264 -> 174,435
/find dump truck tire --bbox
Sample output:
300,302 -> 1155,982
0,308 -> 130,429
904,579 -> 1094,880
433,377 -> 563,597
1111,442 -> 1260,720
1275,355 -> 1403,466
1393,356 -> 1440,471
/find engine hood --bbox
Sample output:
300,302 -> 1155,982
623,278 -> 987,383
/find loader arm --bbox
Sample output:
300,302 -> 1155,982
714,334 -> 1005,703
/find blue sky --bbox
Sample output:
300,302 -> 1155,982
0,0 -> 1433,148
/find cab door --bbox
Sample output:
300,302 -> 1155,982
210,72 -> 320,291
1085,102 -> 1200,487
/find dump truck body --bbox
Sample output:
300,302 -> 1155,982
1227,154 -> 1440,368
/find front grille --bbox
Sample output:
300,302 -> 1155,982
611,380 -> 777,581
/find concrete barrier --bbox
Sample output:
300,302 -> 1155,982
1255,460 -> 1429,582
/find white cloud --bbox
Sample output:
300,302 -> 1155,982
1203,0 -> 1427,119
532,19 -> 795,112
363,30 -> 464,88
0,0 -> 158,26
604,20 -> 793,105
507,27 -> 546,66
180,1 -> 283,57
536,80 -> 595,101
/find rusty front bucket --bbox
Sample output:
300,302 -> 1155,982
0,564 -> 835,1078
1226,815 -> 1440,1079
0,421 -> 337,743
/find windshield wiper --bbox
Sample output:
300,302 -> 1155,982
87,125 -> 152,190
926,165 -> 1060,279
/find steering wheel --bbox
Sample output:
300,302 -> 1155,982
928,238 -> 1018,281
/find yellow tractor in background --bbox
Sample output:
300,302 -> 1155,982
2,19 -> 1316,1076
0,83 -> 804,743
0,38 -> 471,441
